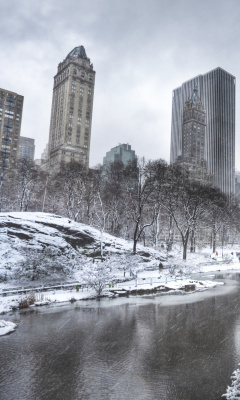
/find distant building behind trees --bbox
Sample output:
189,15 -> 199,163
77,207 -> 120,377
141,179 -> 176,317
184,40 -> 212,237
103,143 -> 136,167
18,137 -> 35,162
0,88 -> 24,176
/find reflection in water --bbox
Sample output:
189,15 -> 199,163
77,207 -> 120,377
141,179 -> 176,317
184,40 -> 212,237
1,273 -> 240,399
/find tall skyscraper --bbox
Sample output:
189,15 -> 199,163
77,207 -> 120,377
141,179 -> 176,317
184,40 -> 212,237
48,46 -> 95,172
170,67 -> 235,195
0,89 -> 24,174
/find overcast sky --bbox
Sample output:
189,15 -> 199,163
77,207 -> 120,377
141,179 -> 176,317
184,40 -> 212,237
1,0 -> 240,168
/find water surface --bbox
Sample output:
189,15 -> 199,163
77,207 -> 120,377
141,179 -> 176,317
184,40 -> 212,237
1,272 -> 240,400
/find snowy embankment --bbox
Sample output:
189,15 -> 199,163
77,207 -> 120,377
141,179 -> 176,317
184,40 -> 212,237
0,211 -> 163,272
0,211 -> 239,316
0,274 -> 225,315
0,320 -> 17,336
222,365 -> 240,399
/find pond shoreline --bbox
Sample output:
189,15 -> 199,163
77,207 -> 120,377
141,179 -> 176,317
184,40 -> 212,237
0,274 -> 226,317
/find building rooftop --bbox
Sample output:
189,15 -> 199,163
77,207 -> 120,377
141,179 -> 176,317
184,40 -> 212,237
66,46 -> 88,60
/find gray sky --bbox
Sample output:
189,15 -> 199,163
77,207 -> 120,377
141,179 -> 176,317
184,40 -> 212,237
1,0 -> 240,168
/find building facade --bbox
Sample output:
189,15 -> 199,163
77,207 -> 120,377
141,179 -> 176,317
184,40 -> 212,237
0,89 -> 24,174
48,46 -> 95,172
235,170 -> 240,200
103,144 -> 136,166
18,136 -> 35,162
176,86 -> 212,184
170,67 -> 235,195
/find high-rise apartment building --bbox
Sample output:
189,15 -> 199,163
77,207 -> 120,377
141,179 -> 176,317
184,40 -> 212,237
0,89 -> 24,174
48,46 -> 95,172
170,67 -> 235,195
103,144 -> 136,166
18,136 -> 35,162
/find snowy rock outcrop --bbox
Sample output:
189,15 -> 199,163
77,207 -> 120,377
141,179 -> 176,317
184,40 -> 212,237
0,212 -> 163,282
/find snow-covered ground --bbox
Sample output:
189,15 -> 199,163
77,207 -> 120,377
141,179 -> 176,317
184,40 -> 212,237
0,211 -> 240,316
222,364 -> 240,399
0,320 -> 17,336
0,259 -> 235,315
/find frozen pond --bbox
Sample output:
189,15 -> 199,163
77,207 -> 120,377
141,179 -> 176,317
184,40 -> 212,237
1,272 -> 240,399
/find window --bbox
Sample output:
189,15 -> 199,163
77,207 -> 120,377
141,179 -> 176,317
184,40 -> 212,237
80,84 -> 84,96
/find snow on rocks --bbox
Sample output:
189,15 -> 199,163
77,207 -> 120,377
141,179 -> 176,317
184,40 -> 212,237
0,211 -> 238,315
222,364 -> 240,399
164,279 -> 224,291
0,320 -> 17,336
0,212 -> 164,280
113,276 -> 224,294
32,301 -> 51,306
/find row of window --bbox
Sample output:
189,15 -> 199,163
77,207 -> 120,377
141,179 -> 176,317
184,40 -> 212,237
55,68 -> 93,85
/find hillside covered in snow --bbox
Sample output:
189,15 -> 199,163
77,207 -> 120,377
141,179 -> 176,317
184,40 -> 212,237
0,212 -> 164,284
0,212 -> 234,318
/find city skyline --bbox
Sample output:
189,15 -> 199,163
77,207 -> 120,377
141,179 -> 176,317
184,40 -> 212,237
1,0 -> 240,169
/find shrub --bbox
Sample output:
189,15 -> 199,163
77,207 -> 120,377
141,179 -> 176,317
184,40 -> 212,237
0,272 -> 8,282
19,291 -> 36,309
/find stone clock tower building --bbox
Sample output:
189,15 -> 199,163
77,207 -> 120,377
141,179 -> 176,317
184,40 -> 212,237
176,86 -> 210,182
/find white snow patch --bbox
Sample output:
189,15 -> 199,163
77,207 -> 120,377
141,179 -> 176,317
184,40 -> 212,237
0,320 -> 17,336
222,364 -> 240,399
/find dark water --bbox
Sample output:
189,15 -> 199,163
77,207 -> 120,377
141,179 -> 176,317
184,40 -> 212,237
1,273 -> 240,400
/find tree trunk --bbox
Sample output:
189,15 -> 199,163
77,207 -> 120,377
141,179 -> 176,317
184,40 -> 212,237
182,230 -> 189,260
100,229 -> 104,259
133,218 -> 140,254
212,232 -> 216,254
190,230 -> 195,253
212,221 -> 216,253
133,238 -> 137,255
42,176 -> 48,212
168,215 -> 173,251
183,241 -> 188,260
155,211 -> 159,249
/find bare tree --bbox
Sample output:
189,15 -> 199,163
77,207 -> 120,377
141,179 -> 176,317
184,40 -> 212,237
161,166 -> 224,260
12,159 -> 40,212
52,161 -> 88,221
124,158 -> 168,254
